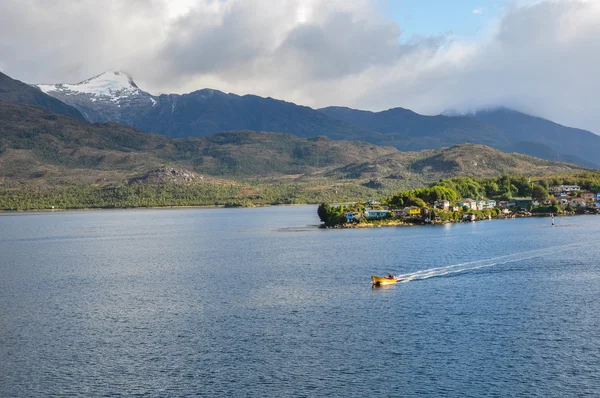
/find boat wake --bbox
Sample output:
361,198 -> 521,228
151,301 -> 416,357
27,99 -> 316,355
393,242 -> 586,283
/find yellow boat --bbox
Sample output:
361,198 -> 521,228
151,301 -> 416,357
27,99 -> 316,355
371,275 -> 398,286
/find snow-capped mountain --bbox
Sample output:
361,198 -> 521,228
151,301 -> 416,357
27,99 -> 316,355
35,71 -> 156,123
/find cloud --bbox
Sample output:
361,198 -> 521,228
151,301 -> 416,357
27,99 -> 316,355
0,0 -> 600,133
472,8 -> 484,15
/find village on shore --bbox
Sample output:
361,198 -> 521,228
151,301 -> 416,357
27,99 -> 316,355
319,184 -> 600,227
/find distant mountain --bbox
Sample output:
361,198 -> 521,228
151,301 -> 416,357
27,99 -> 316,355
36,70 -> 156,124
0,71 -> 85,121
319,106 -> 600,168
33,71 -> 600,169
35,71 -> 379,141
471,108 -> 600,168
0,100 -> 584,188
318,106 -> 509,150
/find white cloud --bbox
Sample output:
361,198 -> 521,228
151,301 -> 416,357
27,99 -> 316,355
1,0 -> 600,133
473,8 -> 484,15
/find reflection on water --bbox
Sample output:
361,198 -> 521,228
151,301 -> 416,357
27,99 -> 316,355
1,207 -> 600,397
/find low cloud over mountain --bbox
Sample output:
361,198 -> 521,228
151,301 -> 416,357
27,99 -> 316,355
1,0 -> 600,133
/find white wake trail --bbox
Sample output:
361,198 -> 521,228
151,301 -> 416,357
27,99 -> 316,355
393,242 -> 587,283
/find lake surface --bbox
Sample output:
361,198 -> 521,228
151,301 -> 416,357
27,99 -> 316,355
1,207 -> 599,397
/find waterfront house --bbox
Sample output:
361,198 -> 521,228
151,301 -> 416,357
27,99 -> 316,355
558,198 -> 569,206
477,200 -> 496,209
434,200 -> 450,210
485,200 -> 497,209
544,197 -> 557,205
364,209 -> 391,219
393,207 -> 421,217
458,199 -> 477,210
597,193 -> 600,207
498,201 -> 510,208
393,209 -> 406,217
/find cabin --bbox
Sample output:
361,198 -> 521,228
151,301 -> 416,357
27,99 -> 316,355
364,209 -> 391,219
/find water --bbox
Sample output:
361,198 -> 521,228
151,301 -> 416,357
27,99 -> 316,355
1,207 -> 599,397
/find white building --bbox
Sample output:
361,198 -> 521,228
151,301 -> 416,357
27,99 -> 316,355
549,185 -> 580,195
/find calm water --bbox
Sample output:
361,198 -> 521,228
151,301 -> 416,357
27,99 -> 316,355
1,207 -> 599,397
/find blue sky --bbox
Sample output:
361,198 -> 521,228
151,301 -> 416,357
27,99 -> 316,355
384,0 -> 508,40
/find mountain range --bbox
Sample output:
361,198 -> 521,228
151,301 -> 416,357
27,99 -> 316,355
32,71 -> 600,168
0,99 -> 583,189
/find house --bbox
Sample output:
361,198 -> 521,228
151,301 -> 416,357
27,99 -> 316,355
549,185 -> 580,195
365,200 -> 381,206
434,200 -> 450,210
458,199 -> 477,210
498,201 -> 510,208
406,207 -> 421,216
393,209 -> 406,217
451,206 -> 460,212
501,208 -> 511,214
364,209 -> 391,219
558,198 -> 569,206
479,200 -> 496,209
597,193 -> 600,207
394,206 -> 422,217
544,197 -> 558,205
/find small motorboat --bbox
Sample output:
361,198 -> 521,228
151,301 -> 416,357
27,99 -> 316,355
371,275 -> 398,286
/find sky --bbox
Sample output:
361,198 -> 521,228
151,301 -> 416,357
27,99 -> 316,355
1,0 -> 599,133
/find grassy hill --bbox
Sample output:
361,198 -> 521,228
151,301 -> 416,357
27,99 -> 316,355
0,101 -> 589,209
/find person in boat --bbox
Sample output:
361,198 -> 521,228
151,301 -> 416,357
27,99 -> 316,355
385,273 -> 395,279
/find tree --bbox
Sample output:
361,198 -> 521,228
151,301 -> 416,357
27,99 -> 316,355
532,185 -> 549,202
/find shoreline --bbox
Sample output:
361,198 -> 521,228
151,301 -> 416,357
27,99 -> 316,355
0,203 -> 317,214
320,212 -> 593,229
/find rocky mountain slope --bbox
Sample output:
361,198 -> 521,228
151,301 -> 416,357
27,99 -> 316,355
0,71 -> 85,121
36,70 -> 156,124
0,100 -> 584,188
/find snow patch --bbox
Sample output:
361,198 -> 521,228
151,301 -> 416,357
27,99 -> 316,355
36,71 -> 142,100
